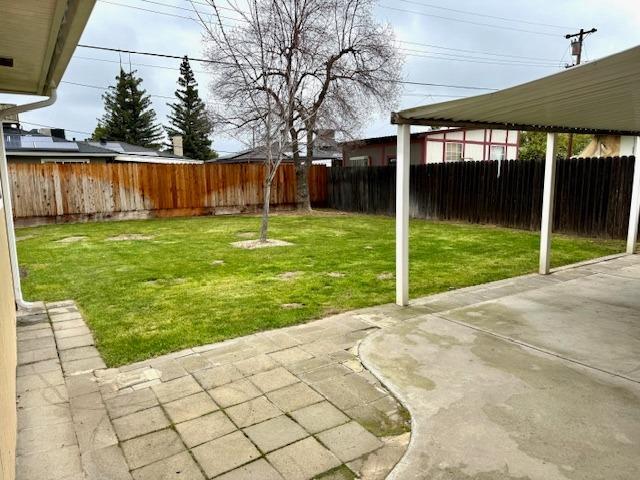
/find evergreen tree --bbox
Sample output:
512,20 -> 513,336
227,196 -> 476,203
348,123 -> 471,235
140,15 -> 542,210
166,57 -> 215,160
95,69 -> 163,148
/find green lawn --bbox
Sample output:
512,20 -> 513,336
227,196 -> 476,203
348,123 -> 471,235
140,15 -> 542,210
16,213 -> 623,366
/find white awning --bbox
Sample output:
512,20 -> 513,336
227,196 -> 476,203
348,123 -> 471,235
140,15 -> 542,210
392,45 -> 640,136
0,0 -> 96,96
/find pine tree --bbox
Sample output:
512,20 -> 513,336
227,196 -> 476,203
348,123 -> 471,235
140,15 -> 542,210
95,69 -> 163,148
166,57 -> 215,160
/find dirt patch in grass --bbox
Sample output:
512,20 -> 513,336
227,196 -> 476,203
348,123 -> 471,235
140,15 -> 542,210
231,239 -> 293,249
281,303 -> 304,309
211,260 -> 225,266
107,234 -> 154,241
377,272 -> 394,280
327,272 -> 346,278
16,235 -> 35,242
277,271 -> 304,281
55,236 -> 87,244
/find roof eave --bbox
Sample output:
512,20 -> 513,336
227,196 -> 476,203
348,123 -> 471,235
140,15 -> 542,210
42,0 -> 97,96
0,0 -> 96,96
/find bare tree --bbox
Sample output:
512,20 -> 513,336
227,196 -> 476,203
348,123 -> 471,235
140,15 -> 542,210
198,0 -> 401,215
194,0 -> 296,241
292,0 -> 402,209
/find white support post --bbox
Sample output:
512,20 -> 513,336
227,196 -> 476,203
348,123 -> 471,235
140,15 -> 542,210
627,137 -> 640,254
396,124 -> 411,306
539,133 -> 558,274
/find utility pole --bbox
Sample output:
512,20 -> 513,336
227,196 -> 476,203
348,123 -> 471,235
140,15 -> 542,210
565,27 -> 597,157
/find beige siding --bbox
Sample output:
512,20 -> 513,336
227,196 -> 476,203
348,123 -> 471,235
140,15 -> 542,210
426,141 -> 444,164
0,197 -> 16,480
465,143 -> 484,161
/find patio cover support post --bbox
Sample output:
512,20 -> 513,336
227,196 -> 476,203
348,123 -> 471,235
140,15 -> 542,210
539,133 -> 558,274
396,124 -> 411,306
627,136 -> 640,254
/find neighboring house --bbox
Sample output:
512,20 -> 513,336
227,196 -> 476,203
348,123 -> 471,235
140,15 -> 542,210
341,128 -> 519,166
2,121 -> 201,165
207,145 -> 293,164
208,130 -> 342,166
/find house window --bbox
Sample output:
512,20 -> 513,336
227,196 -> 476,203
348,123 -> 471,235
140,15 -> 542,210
489,145 -> 506,161
445,142 -> 463,162
349,156 -> 369,167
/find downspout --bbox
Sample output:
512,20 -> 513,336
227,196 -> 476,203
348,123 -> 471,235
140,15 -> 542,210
0,89 -> 57,309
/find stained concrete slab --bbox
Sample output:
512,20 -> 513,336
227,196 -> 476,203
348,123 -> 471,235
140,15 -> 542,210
444,271 -> 640,381
361,255 -> 640,480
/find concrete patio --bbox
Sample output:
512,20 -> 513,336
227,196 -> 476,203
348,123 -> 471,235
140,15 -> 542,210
362,253 -> 640,479
15,254 -> 640,479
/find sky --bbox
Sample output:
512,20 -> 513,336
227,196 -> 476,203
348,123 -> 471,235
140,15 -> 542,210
2,0 -> 639,155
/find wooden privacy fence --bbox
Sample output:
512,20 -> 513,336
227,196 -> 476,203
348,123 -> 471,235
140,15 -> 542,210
328,157 -> 637,239
9,163 -> 328,223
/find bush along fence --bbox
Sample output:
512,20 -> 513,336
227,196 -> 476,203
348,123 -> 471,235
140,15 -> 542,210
328,157 -> 637,239
9,163 -> 328,225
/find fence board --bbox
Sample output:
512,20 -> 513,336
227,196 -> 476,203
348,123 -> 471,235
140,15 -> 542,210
10,162 -> 328,223
328,157 -> 637,239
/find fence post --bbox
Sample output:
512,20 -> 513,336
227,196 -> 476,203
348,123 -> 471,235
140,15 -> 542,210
627,138 -> 640,254
539,133 -> 558,274
396,124 -> 411,306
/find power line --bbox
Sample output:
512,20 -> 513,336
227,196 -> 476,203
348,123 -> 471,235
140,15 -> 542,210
402,92 -> 466,98
396,40 -> 560,63
131,0 -> 241,19
99,0 -> 561,41
399,48 -> 562,67
174,0 -> 572,32
395,0 -> 573,30
18,121 -> 93,136
73,55 -> 209,74
97,0 -> 242,25
78,44 -> 211,64
61,80 -> 175,100
378,4 -> 561,37
93,0 -> 567,68
75,44 -> 500,91
60,77 -> 476,102
402,52 -> 560,68
98,0 -> 197,21
18,120 -> 239,154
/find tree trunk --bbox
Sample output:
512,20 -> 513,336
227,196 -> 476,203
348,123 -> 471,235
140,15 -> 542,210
305,126 -> 314,208
295,161 -> 311,211
259,177 -> 271,242
290,131 -> 311,211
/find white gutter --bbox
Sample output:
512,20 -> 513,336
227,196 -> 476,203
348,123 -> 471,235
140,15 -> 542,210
0,89 -> 57,309
114,154 -> 203,164
9,152 -> 117,158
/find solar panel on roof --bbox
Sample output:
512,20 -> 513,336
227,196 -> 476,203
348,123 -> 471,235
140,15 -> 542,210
15,135 -> 79,151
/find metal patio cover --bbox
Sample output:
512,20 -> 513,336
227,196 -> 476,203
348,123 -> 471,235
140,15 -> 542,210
392,45 -> 640,136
